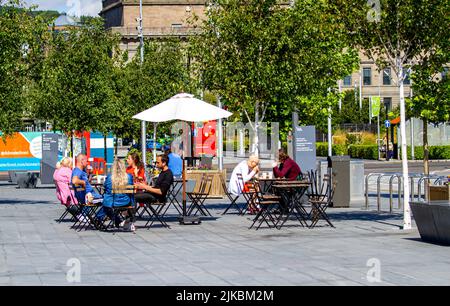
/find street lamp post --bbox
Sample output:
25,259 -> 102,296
138,0 -> 147,175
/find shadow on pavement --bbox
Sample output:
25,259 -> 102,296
0,199 -> 56,205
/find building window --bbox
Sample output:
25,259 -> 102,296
363,68 -> 371,85
383,97 -> 392,111
171,23 -> 183,28
403,71 -> 411,85
343,75 -> 352,86
383,68 -> 391,85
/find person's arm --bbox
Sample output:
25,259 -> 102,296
72,175 -> 86,187
274,160 -> 293,178
241,163 -> 257,182
134,182 -> 163,195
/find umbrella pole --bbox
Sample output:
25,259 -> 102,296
182,157 -> 186,217
179,122 -> 201,225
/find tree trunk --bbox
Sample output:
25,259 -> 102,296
398,62 -> 412,230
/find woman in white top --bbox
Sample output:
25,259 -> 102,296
228,155 -> 260,195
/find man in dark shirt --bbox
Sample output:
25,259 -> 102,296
134,154 -> 174,204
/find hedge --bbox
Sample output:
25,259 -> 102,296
406,145 -> 450,160
316,142 -> 348,156
348,145 -> 379,160
316,143 -> 450,160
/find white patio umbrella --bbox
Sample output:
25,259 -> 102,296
133,93 -> 232,224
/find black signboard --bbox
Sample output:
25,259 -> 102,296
41,133 -> 59,184
293,125 -> 317,173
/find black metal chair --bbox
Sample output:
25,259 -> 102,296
220,175 -> 242,215
56,182 -> 78,223
71,185 -> 103,231
248,179 -> 281,230
187,174 -> 213,216
102,184 -> 136,231
308,174 -> 336,228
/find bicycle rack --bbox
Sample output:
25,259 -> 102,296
365,173 -> 384,210
388,174 -> 402,213
366,172 -> 446,212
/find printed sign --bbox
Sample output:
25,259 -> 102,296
293,125 -> 317,173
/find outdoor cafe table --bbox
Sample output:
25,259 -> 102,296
257,177 -> 287,194
271,181 -> 311,229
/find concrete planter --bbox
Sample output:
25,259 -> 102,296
411,201 -> 450,245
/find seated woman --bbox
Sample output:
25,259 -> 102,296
101,158 -> 136,231
54,157 -> 75,205
54,157 -> 80,219
272,149 -> 301,181
126,152 -> 146,183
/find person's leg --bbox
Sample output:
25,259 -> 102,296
135,192 -> 158,205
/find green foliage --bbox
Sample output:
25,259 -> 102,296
348,145 -> 379,160
406,146 -> 450,160
117,39 -> 192,140
191,0 -> 358,147
316,142 -> 348,156
430,146 -> 450,160
0,0 -> 49,135
29,17 -> 121,135
332,90 -> 388,125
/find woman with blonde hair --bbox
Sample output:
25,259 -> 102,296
54,157 -> 75,205
100,158 -> 135,231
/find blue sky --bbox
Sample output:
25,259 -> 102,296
24,0 -> 102,16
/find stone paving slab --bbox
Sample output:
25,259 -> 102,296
0,184 -> 449,286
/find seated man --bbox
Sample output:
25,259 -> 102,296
71,153 -> 103,204
164,145 -> 182,178
272,149 -> 301,181
134,154 -> 174,205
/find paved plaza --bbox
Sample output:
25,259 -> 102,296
0,182 -> 449,286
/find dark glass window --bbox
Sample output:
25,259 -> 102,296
383,97 -> 392,111
363,68 -> 371,85
383,68 -> 391,85
343,75 -> 352,86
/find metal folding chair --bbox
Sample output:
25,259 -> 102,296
143,199 -> 170,229
56,182 -> 78,223
308,174 -> 336,228
236,173 -> 258,215
220,175 -> 242,215
187,174 -> 213,216
71,185 -> 103,231
102,184 -> 136,231
248,179 -> 281,230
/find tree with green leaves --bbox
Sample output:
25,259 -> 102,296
407,42 -> 450,175
0,0 -> 49,136
117,39 -> 193,144
29,18 -> 121,150
334,0 -> 450,229
190,0 -> 358,155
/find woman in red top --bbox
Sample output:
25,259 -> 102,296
126,152 -> 146,183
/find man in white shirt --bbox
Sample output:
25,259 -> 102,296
228,155 -> 260,195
